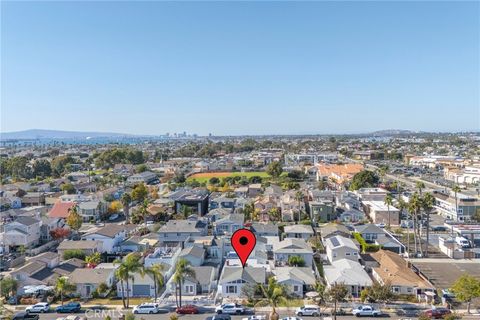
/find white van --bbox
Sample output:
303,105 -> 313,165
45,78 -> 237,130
455,237 -> 470,248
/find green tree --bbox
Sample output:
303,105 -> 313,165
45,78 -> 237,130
114,253 -> 143,309
61,183 -> 76,195
32,159 -> 52,178
86,252 -> 102,267
255,277 -> 287,320
141,264 -> 165,303
66,206 -> 82,236
267,161 -> 283,179
173,258 -> 195,308
326,283 -> 349,320
451,274 -> 480,314
287,255 -> 306,267
136,164 -> 148,173
180,205 -> 193,219
55,276 -> 76,305
114,263 -> 130,309
209,177 -> 220,185
62,249 -> 86,260
0,277 -> 18,298
384,193 -> 394,228
294,190 -> 304,223
416,181 -> 425,195
131,183 -> 148,202
121,192 -> 132,224
349,170 -> 379,191
408,193 -> 423,257
422,192 -> 435,257
242,202 -> 254,221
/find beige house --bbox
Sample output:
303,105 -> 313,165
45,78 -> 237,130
57,240 -> 102,259
69,268 -> 115,297
370,250 -> 435,296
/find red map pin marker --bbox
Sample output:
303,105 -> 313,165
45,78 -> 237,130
231,229 -> 256,268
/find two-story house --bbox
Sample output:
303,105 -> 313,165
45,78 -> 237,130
325,235 -> 360,263
1,216 -> 41,250
82,224 -> 128,253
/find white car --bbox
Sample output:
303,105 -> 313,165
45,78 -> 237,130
242,316 -> 266,320
295,305 -> 321,317
108,214 -> 119,221
352,305 -> 381,317
26,303 -> 50,313
132,303 -> 160,314
215,303 -> 245,314
281,317 -> 303,320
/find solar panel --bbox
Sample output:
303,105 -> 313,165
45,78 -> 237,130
330,237 -> 340,247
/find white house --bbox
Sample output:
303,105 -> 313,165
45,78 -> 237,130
218,266 -> 266,298
273,238 -> 313,267
1,216 -> 41,249
323,259 -> 372,298
274,267 -> 316,297
213,214 -> 244,236
82,224 -> 127,253
325,235 -> 360,263
283,224 -> 314,240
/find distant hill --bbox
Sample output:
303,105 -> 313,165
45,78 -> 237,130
0,129 -> 132,140
371,129 -> 417,136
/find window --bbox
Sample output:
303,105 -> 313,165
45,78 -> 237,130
293,285 -> 299,292
226,286 -> 237,293
345,252 -> 351,256
407,288 -> 412,293
333,253 -> 337,257
353,252 -> 358,256
185,285 -> 194,294
392,286 -> 400,293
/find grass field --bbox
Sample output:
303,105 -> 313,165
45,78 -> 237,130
187,171 -> 271,183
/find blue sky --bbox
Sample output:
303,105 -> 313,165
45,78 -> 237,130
1,1 -> 479,135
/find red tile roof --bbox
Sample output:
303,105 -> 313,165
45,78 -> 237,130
48,201 -> 75,218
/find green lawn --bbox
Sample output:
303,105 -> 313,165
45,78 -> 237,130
187,171 -> 273,183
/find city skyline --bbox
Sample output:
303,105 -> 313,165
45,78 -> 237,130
2,1 -> 479,135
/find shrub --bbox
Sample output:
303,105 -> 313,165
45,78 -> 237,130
63,249 -> 86,260
353,232 -> 381,253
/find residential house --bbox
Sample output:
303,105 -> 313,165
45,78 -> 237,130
218,266 -> 266,298
69,268 -> 115,297
113,164 -> 135,177
250,223 -> 279,237
213,214 -> 244,236
320,224 -> 351,241
48,201 -> 75,219
82,224 -> 128,253
370,250 -> 435,296
309,201 -> 336,223
158,220 -> 208,244
433,190 -> 480,221
338,209 -> 366,223
170,189 -> 210,216
126,171 -> 158,186
248,184 -> 263,198
178,245 -> 205,266
116,271 -> 158,297
210,196 -> 236,212
57,240 -> 102,259
354,224 -> 386,242
325,235 -> 359,263
1,216 -> 41,249
355,188 -> 389,201
362,201 -> 400,226
40,216 -> 65,242
21,192 -> 45,206
181,266 -> 216,296
283,224 -> 314,240
0,195 -> 22,210
274,267 -> 316,297
324,259 -> 372,298
273,238 -> 313,267
78,201 -> 106,222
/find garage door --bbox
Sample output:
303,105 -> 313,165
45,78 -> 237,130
132,285 -> 150,296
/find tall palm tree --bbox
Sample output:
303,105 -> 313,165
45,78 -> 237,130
121,193 -> 132,224
140,264 -> 165,303
422,192 -> 435,257
408,193 -> 423,257
114,253 -> 142,308
55,276 -> 75,305
416,181 -> 425,195
255,277 -> 287,320
294,190 -> 304,223
173,258 -> 195,308
384,194 -> 394,228
115,263 -> 130,309
140,199 -> 150,228
452,185 -> 461,237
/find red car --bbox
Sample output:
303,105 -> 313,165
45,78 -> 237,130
421,308 -> 452,319
176,305 -> 199,314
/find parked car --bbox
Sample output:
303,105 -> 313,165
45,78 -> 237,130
242,316 -> 266,320
12,312 -> 39,320
352,305 -> 382,317
208,315 -> 231,320
25,303 -> 50,313
215,303 -> 245,314
421,308 -> 452,319
132,303 -> 160,314
441,289 -> 455,299
56,302 -> 81,313
176,305 -> 199,314
295,305 -> 321,317
281,318 -> 303,320
108,214 -> 119,221
431,226 -> 448,232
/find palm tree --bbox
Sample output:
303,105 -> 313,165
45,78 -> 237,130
55,276 -> 75,305
452,185 -> 461,237
255,277 -> 287,320
114,253 -> 142,308
408,193 -> 423,257
121,193 -> 132,224
416,181 -> 425,195
294,190 -> 304,223
85,252 -> 102,268
140,264 -> 165,303
140,199 -> 150,228
115,263 -> 130,309
173,258 -> 195,308
243,202 -> 254,221
422,192 -> 435,257
384,194 -> 394,228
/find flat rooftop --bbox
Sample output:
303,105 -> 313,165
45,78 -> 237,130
412,259 -> 480,290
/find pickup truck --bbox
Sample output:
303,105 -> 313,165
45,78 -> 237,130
215,303 -> 245,315
352,305 -> 382,317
